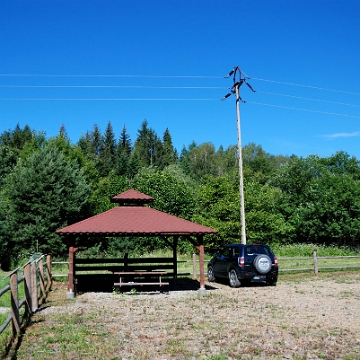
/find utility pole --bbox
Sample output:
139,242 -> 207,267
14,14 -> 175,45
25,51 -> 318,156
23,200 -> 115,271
222,66 -> 255,245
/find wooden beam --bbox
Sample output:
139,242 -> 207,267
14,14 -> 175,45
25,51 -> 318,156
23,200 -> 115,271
173,236 -> 178,284
10,272 -> 20,335
68,245 -> 78,294
195,235 -> 205,291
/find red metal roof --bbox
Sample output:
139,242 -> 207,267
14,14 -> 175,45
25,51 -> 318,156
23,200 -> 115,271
56,206 -> 217,236
111,189 -> 154,204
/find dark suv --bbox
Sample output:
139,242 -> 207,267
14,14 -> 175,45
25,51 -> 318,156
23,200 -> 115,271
207,244 -> 278,287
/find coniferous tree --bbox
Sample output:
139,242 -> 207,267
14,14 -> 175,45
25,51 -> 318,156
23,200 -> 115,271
133,120 -> 163,168
59,124 -> 68,139
98,121 -> 116,177
0,124 -> 37,186
128,152 -> 141,178
179,141 -> 197,176
0,124 -> 33,149
115,125 -> 132,176
1,142 -> 90,266
90,124 -> 103,158
78,131 -> 93,158
161,128 -> 177,167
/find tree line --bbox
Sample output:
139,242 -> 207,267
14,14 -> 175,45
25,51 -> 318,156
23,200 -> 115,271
0,122 -> 359,269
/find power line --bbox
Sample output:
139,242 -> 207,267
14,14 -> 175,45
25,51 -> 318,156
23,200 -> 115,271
0,74 -> 223,79
248,101 -> 360,119
0,85 -> 225,89
0,97 -> 359,119
251,77 -> 360,96
2,86 -> 359,108
0,73 -> 358,95
0,98 -> 219,101
257,91 -> 360,108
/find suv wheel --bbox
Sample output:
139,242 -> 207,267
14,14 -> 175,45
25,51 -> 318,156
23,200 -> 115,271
228,269 -> 241,288
208,265 -> 216,282
253,254 -> 272,274
266,280 -> 277,286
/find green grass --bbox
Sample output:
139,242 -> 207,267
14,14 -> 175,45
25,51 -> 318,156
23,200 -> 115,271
271,244 -> 360,273
272,243 -> 360,257
7,271 -> 360,359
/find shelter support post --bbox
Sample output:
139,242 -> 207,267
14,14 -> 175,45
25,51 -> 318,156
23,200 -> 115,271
68,245 -> 78,298
173,236 -> 178,285
195,235 -> 206,295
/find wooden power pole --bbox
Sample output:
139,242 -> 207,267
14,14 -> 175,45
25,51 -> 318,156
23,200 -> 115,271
222,66 -> 255,244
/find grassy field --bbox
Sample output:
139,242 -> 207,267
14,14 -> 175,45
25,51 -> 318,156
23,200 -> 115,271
2,271 -> 360,359
1,244 -> 359,359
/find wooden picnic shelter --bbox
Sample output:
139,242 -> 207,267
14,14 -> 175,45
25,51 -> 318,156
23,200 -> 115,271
56,189 -> 218,294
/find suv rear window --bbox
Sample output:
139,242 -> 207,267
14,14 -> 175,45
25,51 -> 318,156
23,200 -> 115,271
245,245 -> 270,256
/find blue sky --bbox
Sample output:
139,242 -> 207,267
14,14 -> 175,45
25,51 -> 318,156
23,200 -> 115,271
1,0 -> 360,158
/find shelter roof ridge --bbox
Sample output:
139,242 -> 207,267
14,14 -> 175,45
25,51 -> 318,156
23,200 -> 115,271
111,188 -> 154,204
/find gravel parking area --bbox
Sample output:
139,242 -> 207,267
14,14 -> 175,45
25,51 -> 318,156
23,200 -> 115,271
14,272 -> 360,359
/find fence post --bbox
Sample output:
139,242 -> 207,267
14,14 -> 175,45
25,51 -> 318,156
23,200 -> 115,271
46,254 -> 52,290
192,253 -> 197,280
24,263 -> 32,314
10,272 -> 21,335
313,249 -> 318,275
38,258 -> 46,301
30,262 -> 38,312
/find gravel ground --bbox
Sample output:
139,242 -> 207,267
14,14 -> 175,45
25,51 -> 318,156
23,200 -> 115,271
12,272 -> 360,359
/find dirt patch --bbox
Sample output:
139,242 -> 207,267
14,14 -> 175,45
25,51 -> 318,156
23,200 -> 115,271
12,273 -> 360,359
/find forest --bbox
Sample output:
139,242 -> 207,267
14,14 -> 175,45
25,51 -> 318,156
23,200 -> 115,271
0,121 -> 360,270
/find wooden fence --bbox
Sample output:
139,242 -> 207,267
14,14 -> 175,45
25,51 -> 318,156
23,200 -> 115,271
190,251 -> 360,278
51,252 -> 360,281
278,250 -> 360,274
0,255 -> 52,339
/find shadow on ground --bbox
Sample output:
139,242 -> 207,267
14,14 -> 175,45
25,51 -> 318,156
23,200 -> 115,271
75,274 -> 218,293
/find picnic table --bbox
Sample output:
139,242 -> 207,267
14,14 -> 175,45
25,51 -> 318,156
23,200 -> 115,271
113,271 -> 169,289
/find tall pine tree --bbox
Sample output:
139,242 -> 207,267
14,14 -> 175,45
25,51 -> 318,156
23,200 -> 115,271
133,120 -> 163,168
161,128 -> 177,167
115,125 -> 132,176
98,121 -> 116,177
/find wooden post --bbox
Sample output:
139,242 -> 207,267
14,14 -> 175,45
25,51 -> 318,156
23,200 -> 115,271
38,258 -> 46,301
10,272 -> 20,335
68,246 -> 78,296
313,249 -> 318,275
46,254 -> 52,290
24,263 -> 32,314
198,245 -> 205,289
192,253 -> 197,280
196,235 -> 206,293
173,236 -> 178,284
31,262 -> 38,312
124,252 -> 129,272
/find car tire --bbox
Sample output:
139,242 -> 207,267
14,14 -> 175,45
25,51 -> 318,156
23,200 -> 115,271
253,255 -> 272,274
228,269 -> 241,288
208,265 -> 216,282
266,280 -> 277,286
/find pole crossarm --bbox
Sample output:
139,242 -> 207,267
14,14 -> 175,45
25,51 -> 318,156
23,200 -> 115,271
222,66 -> 256,101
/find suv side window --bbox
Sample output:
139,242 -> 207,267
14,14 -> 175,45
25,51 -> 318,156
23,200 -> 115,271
219,247 -> 230,258
232,247 -> 240,257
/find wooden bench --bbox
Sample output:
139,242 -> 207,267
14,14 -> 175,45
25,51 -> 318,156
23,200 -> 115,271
113,271 -> 169,289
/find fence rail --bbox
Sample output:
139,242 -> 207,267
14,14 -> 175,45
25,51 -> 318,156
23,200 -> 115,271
0,255 -> 52,339
278,250 -> 360,274
51,252 -> 360,281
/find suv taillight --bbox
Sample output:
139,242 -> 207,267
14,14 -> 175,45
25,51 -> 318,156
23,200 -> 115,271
274,257 -> 278,267
238,256 -> 245,267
